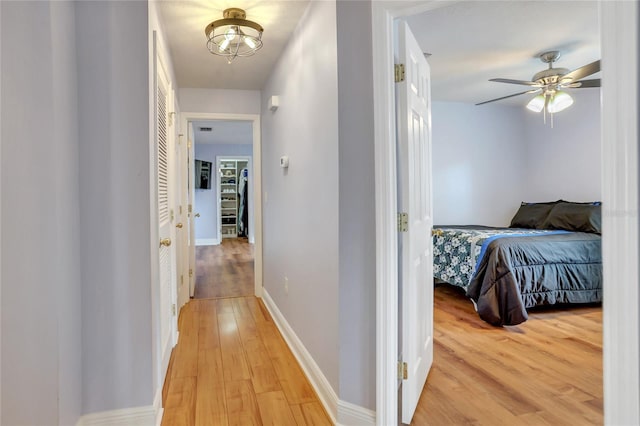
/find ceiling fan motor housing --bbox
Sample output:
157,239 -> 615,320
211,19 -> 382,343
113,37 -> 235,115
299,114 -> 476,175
532,67 -> 570,85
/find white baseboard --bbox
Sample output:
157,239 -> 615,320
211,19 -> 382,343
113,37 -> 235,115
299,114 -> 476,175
153,387 -> 164,426
76,405 -> 157,426
261,290 -> 376,426
337,400 -> 376,426
196,238 -> 219,246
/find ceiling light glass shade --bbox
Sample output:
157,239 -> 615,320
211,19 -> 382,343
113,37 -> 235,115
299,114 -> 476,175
205,8 -> 263,63
547,91 -> 574,113
526,95 -> 545,112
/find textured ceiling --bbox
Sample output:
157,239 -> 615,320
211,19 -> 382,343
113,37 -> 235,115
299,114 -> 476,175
157,0 -> 600,106
156,0 -> 309,90
406,0 -> 600,106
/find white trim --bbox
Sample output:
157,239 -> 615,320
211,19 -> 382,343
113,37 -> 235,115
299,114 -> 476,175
195,238 -> 218,246
76,406 -> 157,426
600,1 -> 640,424
337,400 -> 376,426
261,289 -> 339,424
372,4 -> 399,425
153,388 -> 164,426
180,112 -> 263,298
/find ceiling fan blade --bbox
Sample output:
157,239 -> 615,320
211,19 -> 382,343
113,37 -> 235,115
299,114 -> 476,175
560,60 -> 601,83
572,78 -> 601,88
475,89 -> 541,106
489,78 -> 541,86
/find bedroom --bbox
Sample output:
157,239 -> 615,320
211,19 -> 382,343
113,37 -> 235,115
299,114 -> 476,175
404,1 -> 603,423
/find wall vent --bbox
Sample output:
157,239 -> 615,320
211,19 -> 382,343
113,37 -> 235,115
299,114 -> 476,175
199,127 -> 213,132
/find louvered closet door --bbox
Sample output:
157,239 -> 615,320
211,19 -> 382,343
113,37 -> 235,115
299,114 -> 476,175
157,53 -> 175,360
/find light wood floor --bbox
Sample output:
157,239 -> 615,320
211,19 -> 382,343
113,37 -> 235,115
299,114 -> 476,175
161,296 -> 332,425
195,238 -> 254,299
176,242 -> 603,425
412,284 -> 603,425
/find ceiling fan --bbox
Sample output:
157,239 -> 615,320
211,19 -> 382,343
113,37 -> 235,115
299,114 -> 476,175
476,50 -> 600,114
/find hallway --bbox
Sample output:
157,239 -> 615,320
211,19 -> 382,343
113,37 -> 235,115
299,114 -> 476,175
195,239 -> 254,299
161,296 -> 331,425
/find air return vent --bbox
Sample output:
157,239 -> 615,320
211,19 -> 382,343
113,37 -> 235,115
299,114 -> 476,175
199,127 -> 212,132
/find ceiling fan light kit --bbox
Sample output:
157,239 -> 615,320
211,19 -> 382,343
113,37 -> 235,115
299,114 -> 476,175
478,50 -> 600,125
205,8 -> 263,64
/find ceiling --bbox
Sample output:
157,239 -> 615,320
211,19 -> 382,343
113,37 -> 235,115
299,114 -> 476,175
406,0 -> 600,106
192,120 -> 253,144
156,1 -> 600,106
156,0 -> 309,90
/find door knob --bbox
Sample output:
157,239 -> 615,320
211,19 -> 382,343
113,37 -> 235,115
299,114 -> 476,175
195,213 -> 201,218
160,238 -> 172,247
176,223 -> 183,229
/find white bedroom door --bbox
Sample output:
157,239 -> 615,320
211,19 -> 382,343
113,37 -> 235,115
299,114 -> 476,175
396,20 -> 434,424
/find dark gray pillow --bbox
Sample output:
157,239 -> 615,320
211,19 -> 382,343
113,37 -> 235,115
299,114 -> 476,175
541,202 -> 602,234
509,201 -> 559,229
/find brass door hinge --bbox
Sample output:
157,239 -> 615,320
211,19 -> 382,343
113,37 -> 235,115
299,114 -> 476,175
172,304 -> 176,316
395,63 -> 405,83
189,268 -> 193,278
398,361 -> 408,380
180,275 -> 184,286
398,212 -> 408,232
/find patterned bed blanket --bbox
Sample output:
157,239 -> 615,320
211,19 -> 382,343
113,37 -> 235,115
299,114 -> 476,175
432,226 -> 567,290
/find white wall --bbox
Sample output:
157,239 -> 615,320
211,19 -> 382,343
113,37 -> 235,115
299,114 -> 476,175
432,102 -> 528,226
522,89 -> 601,202
336,0 -> 376,411
431,94 -> 601,226
76,1 -> 154,414
179,88 -> 261,115
194,143 -> 253,243
1,2 -> 82,424
261,0 -> 340,398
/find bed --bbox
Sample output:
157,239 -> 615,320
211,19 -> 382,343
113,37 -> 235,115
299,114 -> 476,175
433,201 -> 602,326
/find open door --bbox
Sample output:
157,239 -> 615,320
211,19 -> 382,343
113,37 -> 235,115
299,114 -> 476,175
187,122 -> 197,298
396,20 -> 434,424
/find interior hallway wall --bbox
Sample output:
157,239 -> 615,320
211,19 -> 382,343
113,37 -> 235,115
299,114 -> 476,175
1,1 -> 82,424
261,0 -> 340,400
76,0 -> 154,414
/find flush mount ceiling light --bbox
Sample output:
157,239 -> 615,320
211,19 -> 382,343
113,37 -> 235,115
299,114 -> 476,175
205,8 -> 263,64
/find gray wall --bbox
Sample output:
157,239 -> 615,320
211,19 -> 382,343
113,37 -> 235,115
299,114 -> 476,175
179,88 -> 261,115
76,1 -> 154,414
431,102 -> 528,226
522,89 -> 601,202
431,91 -> 602,227
194,143 -> 253,242
261,0 -> 341,395
336,0 -> 376,411
1,2 -> 82,424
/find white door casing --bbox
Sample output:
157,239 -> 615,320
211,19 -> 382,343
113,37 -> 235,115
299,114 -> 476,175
187,122 -> 197,299
396,20 -> 434,425
175,126 -> 189,315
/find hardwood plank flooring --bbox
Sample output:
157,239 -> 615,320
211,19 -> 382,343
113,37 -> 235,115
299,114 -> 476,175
161,296 -> 332,426
195,238 -> 254,299
411,284 -> 603,425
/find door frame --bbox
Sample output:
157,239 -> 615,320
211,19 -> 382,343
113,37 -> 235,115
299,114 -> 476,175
372,1 -> 639,425
180,112 -> 263,300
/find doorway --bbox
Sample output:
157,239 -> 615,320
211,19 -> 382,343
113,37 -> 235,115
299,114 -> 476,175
373,1 -> 638,425
177,112 -> 263,312
194,152 -> 254,299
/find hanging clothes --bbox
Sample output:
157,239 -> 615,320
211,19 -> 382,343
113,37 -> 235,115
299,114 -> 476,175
238,168 -> 249,237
